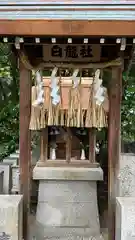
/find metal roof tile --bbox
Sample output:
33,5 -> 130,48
0,0 -> 135,20
1,0 -> 135,5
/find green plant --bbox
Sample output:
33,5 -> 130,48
0,44 -> 19,160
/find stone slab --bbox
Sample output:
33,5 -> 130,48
0,195 -> 23,240
0,163 -> 11,194
11,165 -> 20,193
10,153 -> 19,158
0,170 -> 4,194
3,157 -> 18,165
116,197 -> 135,240
11,165 -> 35,195
33,167 -> 103,181
118,153 -> 135,197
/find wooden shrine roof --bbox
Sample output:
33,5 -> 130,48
0,0 -> 135,36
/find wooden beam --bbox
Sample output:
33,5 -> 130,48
19,61 -> 31,240
37,160 -> 99,168
108,67 -> 122,240
0,20 -> 135,36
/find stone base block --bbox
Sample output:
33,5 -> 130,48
29,223 -> 104,240
116,197 -> 135,240
0,195 -> 23,240
36,181 -> 100,231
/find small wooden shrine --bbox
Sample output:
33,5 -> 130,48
18,38 -> 129,239
0,1 -> 135,240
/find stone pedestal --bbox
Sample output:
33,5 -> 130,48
0,195 -> 23,240
33,166 -> 103,239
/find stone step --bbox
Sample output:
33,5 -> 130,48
29,237 -> 104,240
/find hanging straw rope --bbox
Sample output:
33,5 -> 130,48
30,71 -> 109,129
19,50 -> 122,70
19,48 -> 110,130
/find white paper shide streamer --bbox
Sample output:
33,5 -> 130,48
72,69 -> 79,88
33,71 -> 44,107
50,148 -> 56,160
80,149 -> 86,160
51,67 -> 60,105
93,69 -> 106,106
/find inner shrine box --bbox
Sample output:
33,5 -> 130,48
44,76 -> 93,110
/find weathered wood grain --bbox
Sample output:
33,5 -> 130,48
0,20 -> 135,36
19,61 -> 31,240
108,67 -> 122,240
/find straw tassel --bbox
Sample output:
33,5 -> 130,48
77,77 -> 82,128
29,86 -> 41,130
60,110 -> 64,126
48,95 -> 53,125
85,86 -> 93,128
40,106 -> 46,129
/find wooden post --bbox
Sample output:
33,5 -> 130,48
38,127 -> 48,166
89,128 -> 96,163
19,61 -> 31,240
108,67 -> 122,240
66,128 -> 72,163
